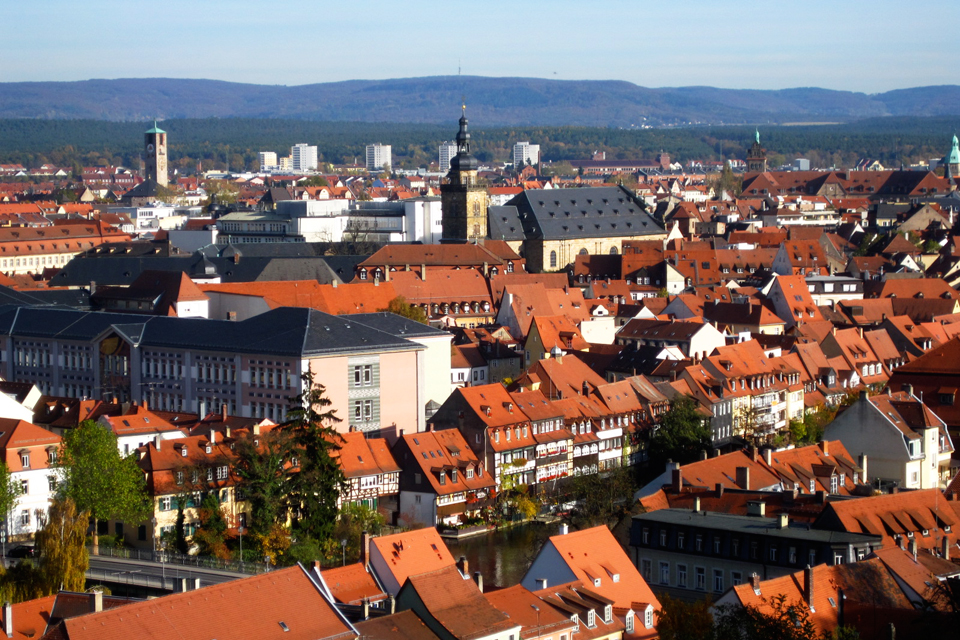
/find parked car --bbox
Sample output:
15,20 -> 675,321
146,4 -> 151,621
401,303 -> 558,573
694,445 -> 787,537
6,544 -> 36,558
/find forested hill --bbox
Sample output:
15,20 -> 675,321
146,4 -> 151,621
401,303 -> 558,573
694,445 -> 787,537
1,77 -> 959,126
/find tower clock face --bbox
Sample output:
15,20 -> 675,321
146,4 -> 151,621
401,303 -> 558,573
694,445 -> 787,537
147,143 -> 155,153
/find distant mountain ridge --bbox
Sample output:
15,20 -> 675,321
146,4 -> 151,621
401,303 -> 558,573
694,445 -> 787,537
2,76 -> 959,127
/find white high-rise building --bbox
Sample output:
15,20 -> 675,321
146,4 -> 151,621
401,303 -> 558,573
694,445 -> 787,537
438,141 -> 457,173
259,151 -> 278,171
366,144 -> 392,172
513,141 -> 540,168
291,143 -> 318,172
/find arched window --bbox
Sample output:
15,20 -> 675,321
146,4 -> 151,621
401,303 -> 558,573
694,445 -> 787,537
609,246 -> 618,255
579,248 -> 589,256
550,250 -> 558,268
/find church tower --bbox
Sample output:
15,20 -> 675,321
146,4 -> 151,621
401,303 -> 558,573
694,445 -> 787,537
441,107 -> 488,243
944,134 -> 960,182
144,121 -> 169,187
746,129 -> 767,173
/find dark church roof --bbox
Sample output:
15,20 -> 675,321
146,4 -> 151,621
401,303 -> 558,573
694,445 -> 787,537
498,186 -> 663,241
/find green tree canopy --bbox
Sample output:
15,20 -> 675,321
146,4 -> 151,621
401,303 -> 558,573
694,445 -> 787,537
656,594 -> 716,640
232,429 -> 295,538
55,420 -> 151,550
0,461 -> 21,527
648,395 -> 713,469
281,371 -> 347,543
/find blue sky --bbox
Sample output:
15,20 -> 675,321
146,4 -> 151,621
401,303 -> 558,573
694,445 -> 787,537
3,0 -> 957,93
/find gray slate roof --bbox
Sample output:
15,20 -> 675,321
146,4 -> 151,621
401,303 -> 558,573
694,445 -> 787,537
500,186 -> 663,241
0,306 -> 422,358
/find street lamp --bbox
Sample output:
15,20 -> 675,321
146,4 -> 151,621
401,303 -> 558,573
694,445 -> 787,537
237,526 -> 244,567
531,604 -> 541,639
340,538 -> 347,566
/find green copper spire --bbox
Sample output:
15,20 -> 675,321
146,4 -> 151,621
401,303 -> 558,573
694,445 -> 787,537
949,134 -> 960,165
145,120 -> 166,134
755,129 -> 760,145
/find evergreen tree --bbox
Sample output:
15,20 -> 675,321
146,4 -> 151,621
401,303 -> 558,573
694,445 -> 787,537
35,498 -> 89,592
232,429 -> 295,538
281,371 -> 346,544
648,395 -> 713,469
55,420 -> 151,553
384,296 -> 429,324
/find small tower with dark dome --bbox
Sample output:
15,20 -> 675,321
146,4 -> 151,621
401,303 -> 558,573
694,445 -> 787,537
441,106 -> 488,243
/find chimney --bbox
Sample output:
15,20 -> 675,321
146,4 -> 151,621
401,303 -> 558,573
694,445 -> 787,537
804,566 -> 815,611
715,483 -> 724,498
778,514 -> 789,529
154,434 -> 161,451
942,536 -> 951,560
457,556 -> 469,577
536,578 -> 548,590
699,449 -> 708,461
4,602 -> 11,639
749,573 -> 761,595
332,279 -> 338,287
910,539 -> 918,560
222,403 -> 228,421
421,264 -> 427,281
672,468 -> 683,493
746,500 -> 766,517
362,599 -> 370,620
858,454 -> 867,482
751,445 -> 759,462
89,280 -> 97,295
360,531 -> 371,568
225,425 -> 231,439
903,383 -> 913,397
209,428 -> 216,445
253,424 -> 261,436
712,448 -> 720,458
736,466 -> 750,490
388,596 -> 396,615
693,496 -> 701,512
763,448 -> 772,466
559,523 -> 569,536
819,441 -> 829,456
816,490 -> 827,504
91,590 -> 103,613
473,571 -> 484,593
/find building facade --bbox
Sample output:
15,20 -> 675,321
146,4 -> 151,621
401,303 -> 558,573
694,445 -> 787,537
365,144 -> 392,172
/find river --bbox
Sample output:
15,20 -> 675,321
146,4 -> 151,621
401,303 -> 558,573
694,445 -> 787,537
444,521 -> 560,589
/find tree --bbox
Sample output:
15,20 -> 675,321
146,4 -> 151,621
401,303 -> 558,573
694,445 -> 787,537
281,371 -> 347,543
656,594 -> 716,640
55,420 -> 151,553
384,296 -> 428,324
232,429 -> 295,538
712,160 -> 742,198
565,465 -> 635,529
0,461 -> 21,535
648,396 -> 713,469
714,595 -> 819,640
300,175 -> 330,187
35,498 -> 89,592
192,491 -> 230,559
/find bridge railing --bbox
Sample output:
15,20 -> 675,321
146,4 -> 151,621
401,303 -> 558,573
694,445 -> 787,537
85,546 -> 270,576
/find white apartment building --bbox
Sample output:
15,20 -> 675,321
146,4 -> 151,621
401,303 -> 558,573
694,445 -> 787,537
366,144 -> 392,172
291,144 -> 318,172
513,141 -> 540,168
438,141 -> 457,173
259,151 -> 278,171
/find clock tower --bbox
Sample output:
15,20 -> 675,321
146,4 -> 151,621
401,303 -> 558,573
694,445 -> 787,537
144,121 -> 169,187
746,129 -> 767,174
441,107 -> 488,243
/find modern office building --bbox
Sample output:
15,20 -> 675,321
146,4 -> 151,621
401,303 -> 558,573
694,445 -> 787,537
438,141 -> 458,173
366,144 -> 392,172
258,151 -> 278,171
291,143 -> 318,172
513,141 -> 540,168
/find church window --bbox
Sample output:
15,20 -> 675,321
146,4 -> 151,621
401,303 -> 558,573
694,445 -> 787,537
550,251 -> 557,268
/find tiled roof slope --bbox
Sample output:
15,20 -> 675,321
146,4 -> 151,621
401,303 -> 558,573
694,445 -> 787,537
54,566 -> 355,640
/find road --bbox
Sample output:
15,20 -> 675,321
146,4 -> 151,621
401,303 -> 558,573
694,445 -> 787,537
85,554 -> 260,591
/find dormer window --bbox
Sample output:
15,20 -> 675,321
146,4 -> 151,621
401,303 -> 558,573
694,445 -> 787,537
587,610 -> 596,628
626,611 -> 635,634
604,604 -> 612,624
180,447 -> 188,457
645,607 -> 653,629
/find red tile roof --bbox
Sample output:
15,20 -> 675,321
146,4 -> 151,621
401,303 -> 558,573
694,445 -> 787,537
320,563 -> 388,605
369,525 -> 457,591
